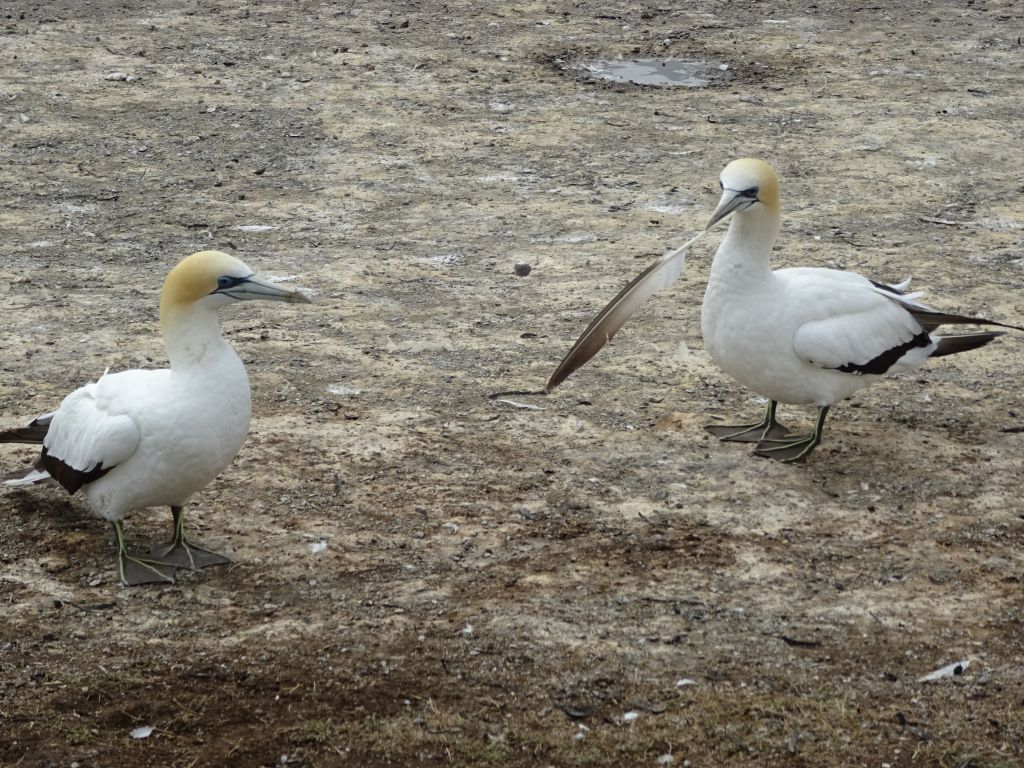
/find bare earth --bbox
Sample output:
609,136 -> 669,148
2,1 -> 1023,766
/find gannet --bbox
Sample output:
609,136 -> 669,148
700,158 -> 1019,460
1,250 -> 310,584
542,159 -> 1020,462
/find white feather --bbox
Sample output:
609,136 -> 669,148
3,469 -> 51,486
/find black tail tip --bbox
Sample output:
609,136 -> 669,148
932,331 -> 1005,358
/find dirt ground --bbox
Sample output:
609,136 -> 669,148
2,1 -> 1023,765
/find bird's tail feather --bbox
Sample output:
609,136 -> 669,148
0,414 -> 52,444
931,332 -> 1005,358
0,424 -> 49,444
911,308 -> 1024,333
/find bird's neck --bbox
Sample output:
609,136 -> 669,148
710,207 -> 781,287
160,303 -> 234,370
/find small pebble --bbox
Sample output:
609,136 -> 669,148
513,262 -> 532,276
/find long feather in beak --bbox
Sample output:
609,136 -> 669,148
545,232 -> 705,392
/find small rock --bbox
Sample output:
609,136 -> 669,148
513,262 -> 532,276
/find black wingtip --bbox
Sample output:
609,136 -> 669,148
38,447 -> 111,495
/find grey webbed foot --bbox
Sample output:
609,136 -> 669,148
112,520 -> 176,585
154,505 -> 230,571
706,400 -> 788,443
754,433 -> 821,462
753,405 -> 831,463
118,551 -> 177,585
154,539 -> 231,570
706,420 -> 790,443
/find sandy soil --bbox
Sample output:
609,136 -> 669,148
2,1 -> 1023,765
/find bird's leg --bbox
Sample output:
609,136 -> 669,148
112,521 -> 176,586
754,406 -> 831,463
705,400 -> 790,443
153,506 -> 231,571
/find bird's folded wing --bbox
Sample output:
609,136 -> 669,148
41,384 -> 141,494
793,303 -> 929,375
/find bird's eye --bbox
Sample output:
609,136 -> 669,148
741,186 -> 759,198
217,275 -> 239,289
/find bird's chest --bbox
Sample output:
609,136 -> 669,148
138,364 -> 252,480
701,276 -> 791,372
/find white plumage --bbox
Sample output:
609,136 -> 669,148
704,268 -> 932,406
700,158 -> 1018,460
1,250 -> 310,584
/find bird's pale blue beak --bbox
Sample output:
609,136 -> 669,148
706,189 -> 758,230
218,275 -> 312,303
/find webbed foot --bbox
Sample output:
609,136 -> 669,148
753,405 -> 830,463
154,539 -> 230,570
754,434 -> 821,462
118,551 -> 177,585
111,520 -> 176,585
706,400 -> 788,443
154,505 -> 230,571
706,420 -> 790,443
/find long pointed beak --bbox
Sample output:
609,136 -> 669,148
706,190 -> 754,231
224,274 -> 312,303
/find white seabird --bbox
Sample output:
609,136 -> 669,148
544,158 -> 1020,462
700,158 -> 1019,460
1,250 -> 311,584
